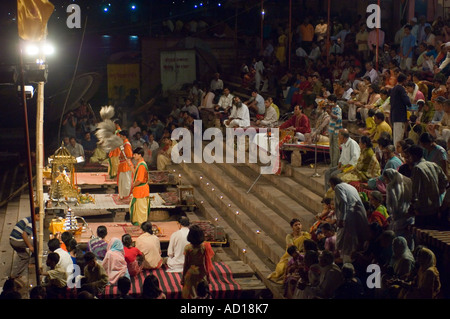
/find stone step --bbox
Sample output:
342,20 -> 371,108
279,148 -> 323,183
218,162 -> 317,229
171,164 -> 284,299
176,162 -> 285,265
186,161 -> 289,249
244,162 -> 323,225
284,164 -> 329,198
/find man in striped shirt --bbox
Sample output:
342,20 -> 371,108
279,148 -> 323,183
9,212 -> 39,285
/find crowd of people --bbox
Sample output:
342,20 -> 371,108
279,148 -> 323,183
6,12 -> 450,300
256,13 -> 450,300
3,215 -> 215,300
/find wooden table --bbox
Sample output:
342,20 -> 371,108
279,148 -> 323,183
281,143 -> 331,167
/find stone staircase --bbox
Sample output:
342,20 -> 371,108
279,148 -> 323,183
169,139 -> 330,299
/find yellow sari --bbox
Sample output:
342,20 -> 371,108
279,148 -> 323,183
267,231 -> 311,284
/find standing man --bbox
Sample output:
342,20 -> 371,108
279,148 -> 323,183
400,25 -> 416,71
108,119 -> 122,179
326,95 -> 343,169
117,130 -> 133,199
406,145 -> 448,228
390,73 -> 411,147
129,147 -> 151,226
165,216 -> 190,273
329,176 -> 369,263
9,210 -> 39,287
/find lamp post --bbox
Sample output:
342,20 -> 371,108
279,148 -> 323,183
24,39 -> 54,271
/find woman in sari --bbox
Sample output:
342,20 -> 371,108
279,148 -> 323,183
394,247 -> 441,299
339,135 -> 381,183
382,168 -> 414,249
102,238 -> 130,285
267,218 -> 311,284
181,225 -> 215,299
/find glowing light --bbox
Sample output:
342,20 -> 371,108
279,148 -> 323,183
42,43 -> 55,55
25,44 -> 39,56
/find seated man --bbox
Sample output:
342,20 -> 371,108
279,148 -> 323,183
157,137 -> 178,171
224,96 -> 251,128
165,216 -> 190,272
245,90 -> 266,118
214,87 -> 234,112
369,111 -> 392,147
278,105 -> 311,141
255,99 -> 278,127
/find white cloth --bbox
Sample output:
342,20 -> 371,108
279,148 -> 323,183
202,92 -> 216,108
225,104 -> 250,128
54,248 -> 73,279
166,227 -> 190,272
118,170 -> 132,198
339,137 -> 360,166
393,122 -> 406,148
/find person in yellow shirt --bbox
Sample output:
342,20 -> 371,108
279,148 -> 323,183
129,147 -> 150,226
371,112 -> 392,147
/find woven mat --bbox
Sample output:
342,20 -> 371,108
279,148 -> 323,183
158,192 -> 180,206
102,262 -> 242,299
111,194 -> 132,205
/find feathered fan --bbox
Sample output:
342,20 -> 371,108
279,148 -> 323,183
95,106 -> 123,152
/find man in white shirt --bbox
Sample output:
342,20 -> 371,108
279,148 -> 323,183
165,217 -> 190,273
363,61 -> 379,85
324,129 -> 360,192
48,238 -> 73,282
224,96 -> 251,128
256,99 -> 278,127
214,88 -> 234,112
210,72 -> 224,93
67,137 -> 85,160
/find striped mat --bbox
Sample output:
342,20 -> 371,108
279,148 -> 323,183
102,262 -> 242,299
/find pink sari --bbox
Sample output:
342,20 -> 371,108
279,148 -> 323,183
102,238 -> 130,285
